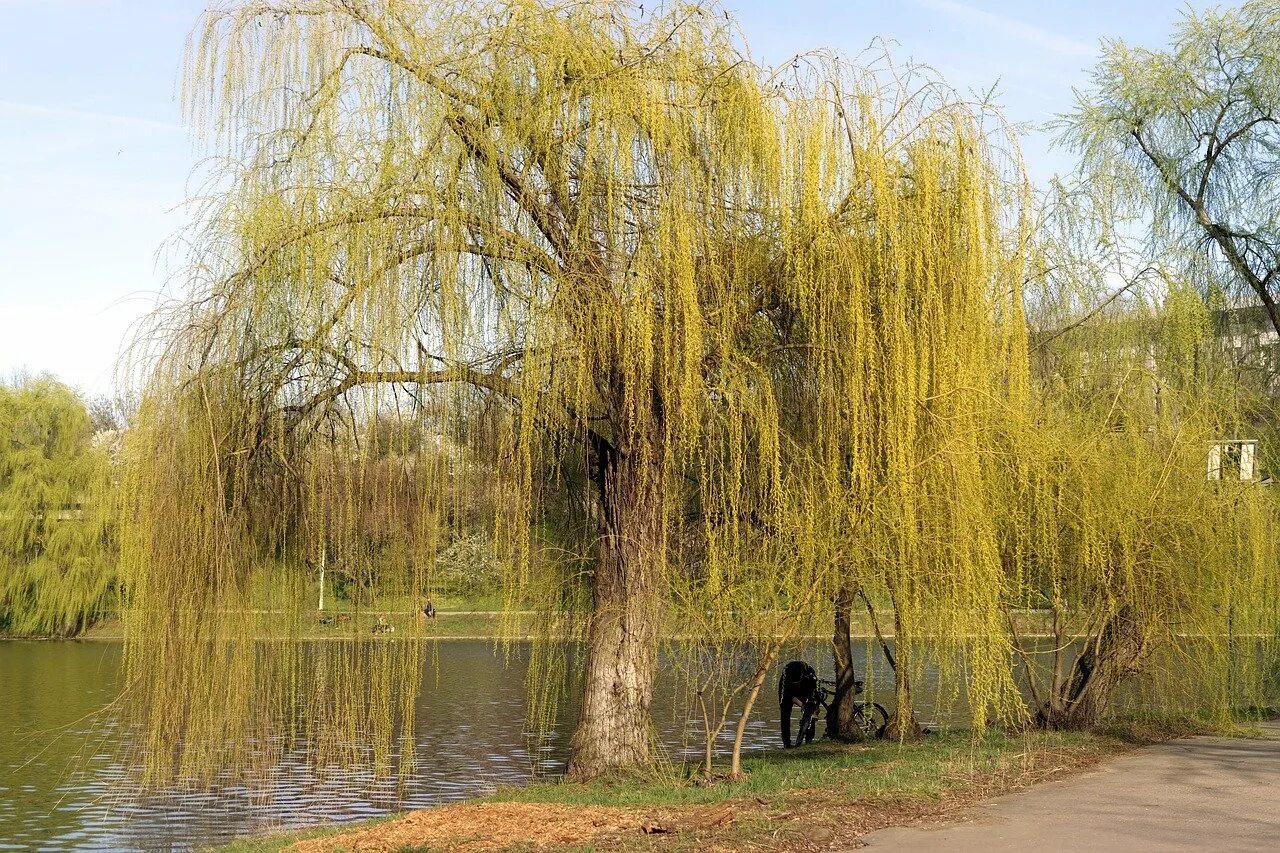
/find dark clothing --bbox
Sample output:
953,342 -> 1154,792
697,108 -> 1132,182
778,660 -> 818,748
779,660 -> 817,706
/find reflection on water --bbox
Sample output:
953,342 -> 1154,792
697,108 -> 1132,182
0,639 -> 916,852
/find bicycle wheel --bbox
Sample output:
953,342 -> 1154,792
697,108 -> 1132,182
852,702 -> 889,739
802,707 -> 819,744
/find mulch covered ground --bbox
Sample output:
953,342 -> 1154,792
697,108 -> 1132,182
288,801 -> 743,852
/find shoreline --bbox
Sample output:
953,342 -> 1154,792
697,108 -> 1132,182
15,610 -> 1076,643
213,720 -> 1221,853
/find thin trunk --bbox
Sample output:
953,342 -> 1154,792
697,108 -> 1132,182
858,586 -> 897,670
696,686 -> 739,780
566,438 -> 663,781
698,690 -> 715,779
829,583 -> 863,740
884,584 -> 921,741
730,646 -> 778,778
1003,602 -> 1045,717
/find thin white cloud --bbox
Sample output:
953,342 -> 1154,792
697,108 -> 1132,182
0,99 -> 185,134
915,0 -> 1096,58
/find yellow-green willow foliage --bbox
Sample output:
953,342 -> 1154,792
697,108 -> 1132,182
675,54 -> 1032,739
0,376 -> 115,637
1005,263 -> 1280,728
121,0 -> 1032,781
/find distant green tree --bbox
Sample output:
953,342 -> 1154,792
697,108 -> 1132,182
0,376 -> 116,636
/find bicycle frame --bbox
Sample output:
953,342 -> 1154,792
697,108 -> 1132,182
790,676 -> 880,745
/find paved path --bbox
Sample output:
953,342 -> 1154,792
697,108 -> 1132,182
861,722 -> 1280,852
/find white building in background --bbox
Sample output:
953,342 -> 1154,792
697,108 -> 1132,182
1207,439 -> 1259,481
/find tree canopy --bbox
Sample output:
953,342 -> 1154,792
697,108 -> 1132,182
115,0 -> 1041,781
1064,0 -> 1280,336
100,0 -> 1280,786
0,376 -> 115,637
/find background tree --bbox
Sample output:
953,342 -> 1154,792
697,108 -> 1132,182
1007,177 -> 1280,729
1064,1 -> 1280,337
0,376 -> 115,636
997,380 -> 1280,728
773,59 -> 1031,740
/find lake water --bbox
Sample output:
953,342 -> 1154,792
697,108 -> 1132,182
0,639 -> 919,852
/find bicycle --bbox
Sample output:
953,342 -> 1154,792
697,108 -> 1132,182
779,669 -> 888,747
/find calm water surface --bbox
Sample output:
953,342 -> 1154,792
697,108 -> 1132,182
0,640 -> 918,851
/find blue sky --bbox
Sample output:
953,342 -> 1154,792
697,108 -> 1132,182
0,0 -> 1213,395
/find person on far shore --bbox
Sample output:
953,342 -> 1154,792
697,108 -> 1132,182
422,599 -> 437,619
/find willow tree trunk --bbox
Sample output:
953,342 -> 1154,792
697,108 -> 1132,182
566,435 -> 663,780
828,583 -> 864,740
1038,607 -> 1147,730
885,594 -> 922,741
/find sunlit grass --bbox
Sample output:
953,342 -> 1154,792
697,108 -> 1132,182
494,728 -> 1102,808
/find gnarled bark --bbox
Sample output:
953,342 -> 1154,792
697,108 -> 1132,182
566,432 -> 663,780
828,583 -> 864,741
1037,606 -> 1148,730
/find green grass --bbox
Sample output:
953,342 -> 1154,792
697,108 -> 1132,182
492,728 -> 1099,808
208,711 -> 1268,851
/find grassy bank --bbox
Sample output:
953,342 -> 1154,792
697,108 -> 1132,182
210,723 -> 1198,853
80,610 -> 521,641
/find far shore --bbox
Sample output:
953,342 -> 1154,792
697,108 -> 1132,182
7,608 -> 1077,643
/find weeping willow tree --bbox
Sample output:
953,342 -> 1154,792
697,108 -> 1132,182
1062,0 -> 1280,338
0,376 -> 115,637
997,399 -> 1280,729
1002,175 -> 1280,730
120,0 -> 1038,783
1054,0 -> 1280,497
